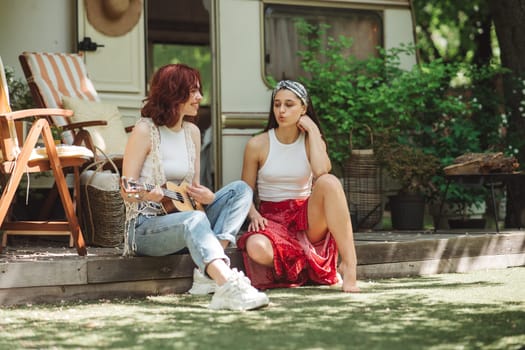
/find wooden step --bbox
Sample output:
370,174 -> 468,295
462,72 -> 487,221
0,231 -> 524,305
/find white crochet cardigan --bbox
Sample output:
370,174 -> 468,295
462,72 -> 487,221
122,118 -> 195,256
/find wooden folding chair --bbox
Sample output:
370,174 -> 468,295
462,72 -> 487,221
19,51 -> 129,219
0,56 -> 91,255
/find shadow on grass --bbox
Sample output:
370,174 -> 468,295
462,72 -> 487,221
1,268 -> 524,350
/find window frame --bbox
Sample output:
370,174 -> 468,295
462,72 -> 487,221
260,1 -> 385,86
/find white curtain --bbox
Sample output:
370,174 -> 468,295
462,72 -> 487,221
265,7 -> 382,81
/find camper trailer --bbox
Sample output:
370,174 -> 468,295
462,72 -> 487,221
1,0 -> 416,189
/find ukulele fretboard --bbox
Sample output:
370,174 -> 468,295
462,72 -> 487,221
141,183 -> 186,203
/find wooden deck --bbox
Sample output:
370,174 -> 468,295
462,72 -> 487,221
1,229 -> 524,306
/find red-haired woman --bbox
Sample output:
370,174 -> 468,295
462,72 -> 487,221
238,80 -> 360,293
120,64 -> 269,310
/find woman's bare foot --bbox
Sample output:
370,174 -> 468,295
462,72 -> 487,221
338,262 -> 361,293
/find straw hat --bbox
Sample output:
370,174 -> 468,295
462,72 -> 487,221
85,0 -> 143,37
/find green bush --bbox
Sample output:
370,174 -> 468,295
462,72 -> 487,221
295,20 -> 506,208
4,65 -> 33,110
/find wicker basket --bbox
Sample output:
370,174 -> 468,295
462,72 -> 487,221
343,128 -> 382,230
80,152 -> 125,247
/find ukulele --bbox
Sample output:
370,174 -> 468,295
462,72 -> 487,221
121,177 -> 204,213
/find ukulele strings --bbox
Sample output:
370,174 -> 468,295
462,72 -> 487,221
137,182 -> 186,203
163,188 -> 185,202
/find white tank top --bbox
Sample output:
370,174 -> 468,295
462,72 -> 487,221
140,123 -> 192,185
158,126 -> 190,182
257,128 -> 312,202
135,120 -> 195,218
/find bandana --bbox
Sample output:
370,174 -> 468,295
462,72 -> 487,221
272,80 -> 308,106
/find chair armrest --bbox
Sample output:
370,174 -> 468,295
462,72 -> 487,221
63,120 -> 108,131
0,108 -> 73,121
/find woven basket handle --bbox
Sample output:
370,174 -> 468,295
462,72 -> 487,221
350,124 -> 373,151
93,146 -> 120,174
82,146 -> 121,185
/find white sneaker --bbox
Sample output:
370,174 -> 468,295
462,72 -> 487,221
188,268 -> 217,295
208,269 -> 270,311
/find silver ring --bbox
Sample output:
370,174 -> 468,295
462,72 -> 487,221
134,194 -> 140,199
127,193 -> 132,198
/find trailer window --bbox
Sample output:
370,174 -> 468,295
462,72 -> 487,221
151,44 -> 212,105
264,4 -> 382,81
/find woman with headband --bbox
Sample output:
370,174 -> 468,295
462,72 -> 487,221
237,80 -> 360,293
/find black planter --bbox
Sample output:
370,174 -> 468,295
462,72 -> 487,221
389,193 -> 425,230
448,218 -> 486,229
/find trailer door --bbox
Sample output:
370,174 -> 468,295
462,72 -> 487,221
76,0 -> 146,124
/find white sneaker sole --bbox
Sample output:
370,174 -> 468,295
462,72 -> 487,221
188,285 -> 216,295
208,295 -> 270,311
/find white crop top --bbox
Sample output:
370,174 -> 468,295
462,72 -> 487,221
140,124 -> 191,184
158,126 -> 190,182
257,128 -> 312,202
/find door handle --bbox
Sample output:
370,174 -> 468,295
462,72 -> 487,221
78,37 -> 105,52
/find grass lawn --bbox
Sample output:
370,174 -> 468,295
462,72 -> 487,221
1,267 -> 523,350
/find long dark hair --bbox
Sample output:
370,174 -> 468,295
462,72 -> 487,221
141,64 -> 202,128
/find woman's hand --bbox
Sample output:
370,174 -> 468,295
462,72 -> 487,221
296,115 -> 320,135
248,210 -> 268,232
187,184 -> 215,205
121,177 -> 163,203
142,185 -> 164,202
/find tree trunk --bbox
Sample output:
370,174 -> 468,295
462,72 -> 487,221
472,16 -> 493,66
489,0 -> 525,161
489,0 -> 525,228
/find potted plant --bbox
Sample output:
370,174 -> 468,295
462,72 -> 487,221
293,20 -> 507,231
375,135 -> 440,230
50,125 -> 63,145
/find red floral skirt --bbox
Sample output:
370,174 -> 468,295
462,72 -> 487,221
237,199 -> 338,290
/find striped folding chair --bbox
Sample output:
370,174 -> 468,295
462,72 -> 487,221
19,51 -> 130,160
19,52 -> 104,149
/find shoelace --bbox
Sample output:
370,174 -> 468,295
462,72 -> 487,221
238,272 -> 252,287
232,270 -> 258,293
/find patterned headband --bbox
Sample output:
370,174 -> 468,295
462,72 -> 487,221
272,80 -> 309,106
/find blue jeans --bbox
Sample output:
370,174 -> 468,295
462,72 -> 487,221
131,180 -> 252,272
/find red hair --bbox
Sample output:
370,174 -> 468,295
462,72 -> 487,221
141,64 -> 202,127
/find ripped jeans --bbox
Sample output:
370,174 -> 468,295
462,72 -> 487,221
129,180 -> 252,272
